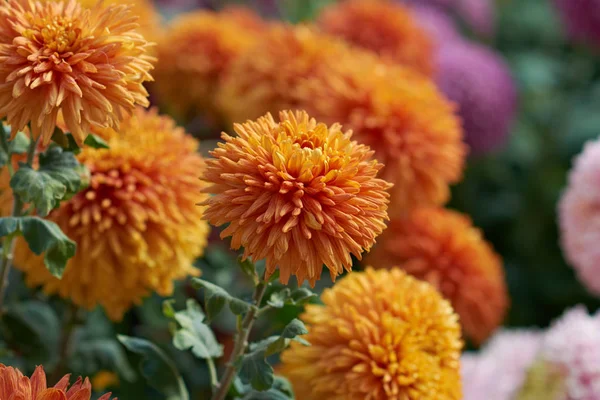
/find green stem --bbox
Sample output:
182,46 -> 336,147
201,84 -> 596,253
211,277 -> 269,400
0,134 -> 38,313
207,357 -> 219,394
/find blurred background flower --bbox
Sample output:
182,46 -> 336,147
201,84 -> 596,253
365,207 -> 508,344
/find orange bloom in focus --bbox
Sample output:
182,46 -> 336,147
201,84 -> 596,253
0,0 -> 155,145
0,364 -> 115,400
317,0 -> 434,76
299,55 -> 466,213
279,268 -> 463,400
365,207 -> 508,344
153,9 -> 265,122
14,108 -> 209,320
202,110 -> 392,286
217,25 -> 355,125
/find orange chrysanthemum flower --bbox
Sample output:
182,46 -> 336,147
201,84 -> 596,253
317,0 -> 434,76
202,110 -> 392,286
365,207 -> 508,344
152,9 -> 265,122
279,268 -> 463,400
0,364 -> 115,400
216,25 -> 355,125
0,0 -> 155,145
299,55 -> 466,212
14,108 -> 209,320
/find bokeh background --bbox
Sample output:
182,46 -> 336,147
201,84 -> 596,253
3,0 -> 600,398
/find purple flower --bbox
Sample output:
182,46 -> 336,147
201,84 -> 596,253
435,40 -> 517,155
554,0 -> 600,47
410,4 -> 460,43
455,0 -> 495,37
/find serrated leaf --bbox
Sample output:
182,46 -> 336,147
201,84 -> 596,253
0,216 -> 76,277
290,288 -> 317,305
118,335 -> 189,400
172,299 -> 223,359
238,349 -> 274,391
71,338 -> 136,382
84,133 -> 109,149
1,301 -> 60,365
265,319 -> 309,357
267,289 -> 290,309
191,278 -> 252,320
10,146 -> 83,216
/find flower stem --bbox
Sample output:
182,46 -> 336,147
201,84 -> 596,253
211,276 -> 269,400
0,134 -> 38,313
207,357 -> 219,394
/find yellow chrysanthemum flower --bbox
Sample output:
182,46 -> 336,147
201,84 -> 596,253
317,0 -> 434,76
366,207 -> 509,345
14,108 -> 210,320
201,110 -> 392,286
152,9 -> 265,122
280,268 -> 463,400
0,0 -> 155,145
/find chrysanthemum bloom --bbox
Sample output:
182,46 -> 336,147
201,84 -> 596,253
462,330 -> 541,400
554,0 -> 600,47
410,4 -> 460,44
436,41 -> 517,155
364,207 -> 508,344
317,0 -> 434,76
455,0 -> 495,37
401,0 -> 454,9
559,138 -> 600,296
0,364 -> 114,400
202,110 -> 392,285
299,56 -> 466,212
0,0 -> 154,146
516,306 -> 600,400
216,25 -> 359,124
44,0 -> 163,44
152,9 -> 264,122
14,108 -> 210,320
279,268 -> 463,399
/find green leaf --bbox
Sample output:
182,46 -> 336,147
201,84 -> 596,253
239,257 -> 259,285
238,348 -> 274,392
71,338 -> 136,382
265,319 -> 309,357
191,278 -> 252,320
172,299 -> 223,359
10,146 -> 83,216
241,376 -> 295,400
9,131 -> 30,154
163,299 -> 176,319
84,134 -> 109,149
118,335 -> 190,400
267,288 -> 316,309
1,301 -> 60,365
0,216 -> 76,277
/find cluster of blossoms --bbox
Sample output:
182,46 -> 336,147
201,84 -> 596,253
462,307 -> 600,400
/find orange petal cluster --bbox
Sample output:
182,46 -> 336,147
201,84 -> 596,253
14,108 -> 210,320
152,9 -> 265,122
217,25 -> 465,212
365,207 -> 508,344
279,268 -> 463,400
317,0 -> 434,76
216,25 -> 355,125
201,110 -> 392,286
0,364 -> 115,400
0,0 -> 155,145
300,55 -> 466,213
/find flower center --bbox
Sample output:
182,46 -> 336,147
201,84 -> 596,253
25,15 -> 82,53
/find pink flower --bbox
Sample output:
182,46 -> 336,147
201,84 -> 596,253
462,330 -> 542,400
559,138 -> 600,296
